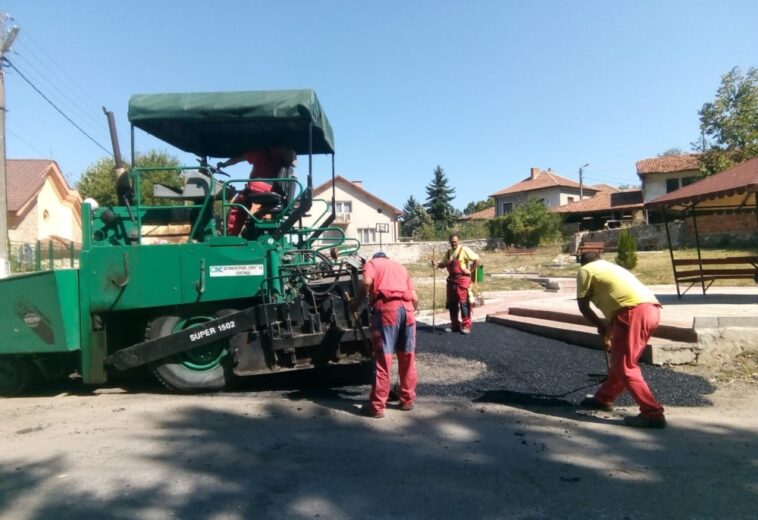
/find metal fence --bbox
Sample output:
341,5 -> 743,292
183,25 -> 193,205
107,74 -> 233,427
8,240 -> 81,274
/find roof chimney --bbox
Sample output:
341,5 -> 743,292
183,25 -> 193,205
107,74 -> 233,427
352,180 -> 363,187
530,167 -> 540,179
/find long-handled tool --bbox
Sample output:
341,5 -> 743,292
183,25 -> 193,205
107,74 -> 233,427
431,246 -> 436,333
344,291 -> 372,357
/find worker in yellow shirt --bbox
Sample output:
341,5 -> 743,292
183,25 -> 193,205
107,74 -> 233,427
433,234 -> 479,335
576,252 -> 666,429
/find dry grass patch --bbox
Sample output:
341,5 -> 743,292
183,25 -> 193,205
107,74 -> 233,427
405,245 -> 757,311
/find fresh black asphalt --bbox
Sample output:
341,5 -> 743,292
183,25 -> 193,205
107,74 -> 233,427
415,322 -> 716,408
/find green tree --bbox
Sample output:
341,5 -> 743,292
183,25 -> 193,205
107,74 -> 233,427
697,67 -> 758,175
487,197 -> 561,248
400,195 -> 433,239
615,229 -> 638,270
658,148 -> 684,157
423,165 -> 456,230
78,151 -> 183,206
463,197 -> 495,215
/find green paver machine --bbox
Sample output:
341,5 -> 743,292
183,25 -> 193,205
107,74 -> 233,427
0,89 -> 372,396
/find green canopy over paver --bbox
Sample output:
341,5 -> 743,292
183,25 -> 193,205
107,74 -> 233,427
128,89 -> 335,157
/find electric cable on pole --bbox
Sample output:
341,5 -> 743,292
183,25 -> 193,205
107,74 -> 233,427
0,13 -> 20,278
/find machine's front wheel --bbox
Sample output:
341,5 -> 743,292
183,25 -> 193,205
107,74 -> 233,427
0,356 -> 34,397
148,310 -> 238,393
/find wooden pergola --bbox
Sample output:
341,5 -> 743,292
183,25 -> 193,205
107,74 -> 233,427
645,158 -> 758,297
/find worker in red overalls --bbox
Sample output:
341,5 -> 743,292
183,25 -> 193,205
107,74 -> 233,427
349,251 -> 418,418
219,146 -> 294,235
434,234 -> 479,335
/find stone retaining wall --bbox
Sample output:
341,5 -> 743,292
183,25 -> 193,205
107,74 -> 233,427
567,219 -> 757,253
360,239 -> 491,263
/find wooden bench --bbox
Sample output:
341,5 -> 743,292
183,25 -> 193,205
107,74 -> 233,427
575,241 -> 605,260
672,256 -> 758,297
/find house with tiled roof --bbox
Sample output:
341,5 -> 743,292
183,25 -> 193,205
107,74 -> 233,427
636,153 -> 700,198
6,160 -> 82,245
459,206 -> 496,221
636,153 -> 701,223
551,186 -> 645,230
490,167 -> 599,217
300,175 -> 402,245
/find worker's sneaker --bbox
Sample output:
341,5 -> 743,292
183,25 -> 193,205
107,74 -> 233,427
461,328 -> 471,335
399,401 -> 414,411
361,405 -> 384,419
579,396 -> 613,412
623,414 -> 666,429
444,327 -> 461,334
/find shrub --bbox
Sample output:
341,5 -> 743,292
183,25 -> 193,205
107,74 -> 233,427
487,198 -> 561,248
616,229 -> 638,270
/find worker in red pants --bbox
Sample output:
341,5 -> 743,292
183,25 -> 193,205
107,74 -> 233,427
576,252 -> 666,429
349,251 -> 418,418
434,234 -> 479,334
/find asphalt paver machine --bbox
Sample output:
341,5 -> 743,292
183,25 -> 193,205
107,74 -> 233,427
0,89 -> 371,396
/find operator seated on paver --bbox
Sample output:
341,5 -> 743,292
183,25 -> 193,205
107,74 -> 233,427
576,251 -> 667,429
219,146 -> 297,234
349,251 -> 418,418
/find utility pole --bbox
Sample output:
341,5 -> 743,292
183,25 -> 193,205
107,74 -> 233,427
578,162 -> 589,201
0,14 -> 20,278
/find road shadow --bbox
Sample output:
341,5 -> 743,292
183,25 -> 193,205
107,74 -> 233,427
2,397 -> 755,519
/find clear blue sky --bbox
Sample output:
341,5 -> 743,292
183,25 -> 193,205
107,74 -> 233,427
3,1 -> 757,211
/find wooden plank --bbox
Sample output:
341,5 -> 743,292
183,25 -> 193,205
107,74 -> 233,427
675,268 -> 758,278
673,256 -> 758,266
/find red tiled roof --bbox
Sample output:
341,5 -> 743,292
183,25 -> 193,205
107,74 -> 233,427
591,184 -> 619,193
459,206 -> 495,221
551,190 -> 643,214
490,168 -> 597,197
646,157 -> 758,209
635,154 -> 700,175
312,175 -> 402,216
6,159 -> 57,212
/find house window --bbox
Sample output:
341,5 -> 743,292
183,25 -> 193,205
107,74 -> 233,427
501,202 -> 513,213
681,176 -> 697,187
358,228 -> 376,244
567,197 -> 575,203
333,201 -> 352,214
665,178 -> 680,193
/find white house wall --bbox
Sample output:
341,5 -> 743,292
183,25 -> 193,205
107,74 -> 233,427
494,187 -> 583,216
301,183 -> 397,245
9,207 -> 38,244
642,170 -> 700,203
36,179 -> 82,243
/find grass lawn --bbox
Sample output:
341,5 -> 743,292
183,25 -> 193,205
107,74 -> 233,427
405,245 -> 757,311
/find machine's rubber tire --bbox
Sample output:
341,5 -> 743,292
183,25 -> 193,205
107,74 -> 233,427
148,310 -> 238,393
0,357 -> 33,397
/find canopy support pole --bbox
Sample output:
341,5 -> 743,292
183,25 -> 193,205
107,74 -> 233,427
691,206 -> 706,295
662,208 -> 680,298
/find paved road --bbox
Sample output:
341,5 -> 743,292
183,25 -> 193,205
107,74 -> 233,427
1,325 -> 756,519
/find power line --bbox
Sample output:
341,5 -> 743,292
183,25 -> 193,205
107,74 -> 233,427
18,28 -> 102,108
4,58 -> 111,155
7,127 -> 48,157
14,48 -> 105,134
